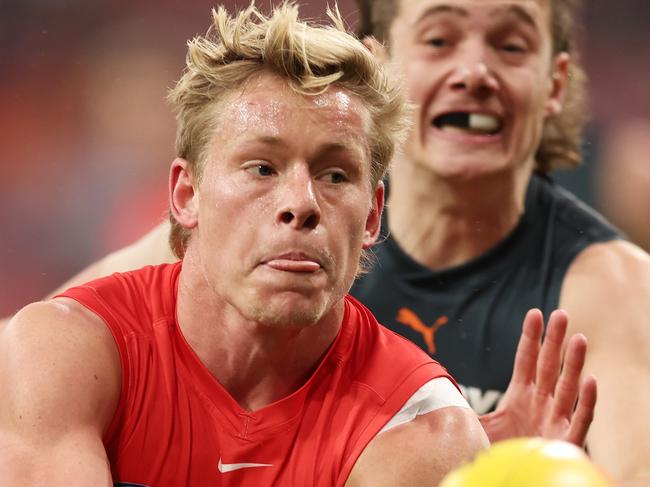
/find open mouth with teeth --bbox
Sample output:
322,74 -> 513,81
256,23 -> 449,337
433,112 -> 502,136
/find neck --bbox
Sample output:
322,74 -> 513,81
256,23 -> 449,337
387,157 -> 533,270
176,252 -> 343,411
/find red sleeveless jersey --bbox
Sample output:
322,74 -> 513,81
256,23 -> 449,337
60,263 -> 451,486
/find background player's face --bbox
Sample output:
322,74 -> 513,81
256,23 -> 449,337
388,0 -> 567,180
184,73 -> 381,328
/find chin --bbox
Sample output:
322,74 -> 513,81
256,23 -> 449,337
244,294 -> 330,329
250,308 -> 323,329
422,153 -> 510,181
411,138 -> 510,179
438,164 -> 498,182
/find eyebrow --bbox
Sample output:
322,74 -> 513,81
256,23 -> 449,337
412,4 -> 539,31
490,5 -> 538,30
250,135 -> 285,147
412,5 -> 468,27
315,142 -> 368,161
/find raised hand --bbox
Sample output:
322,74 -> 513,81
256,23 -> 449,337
478,309 -> 597,446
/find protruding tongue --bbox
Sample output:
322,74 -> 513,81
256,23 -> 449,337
266,259 -> 321,272
434,112 -> 501,135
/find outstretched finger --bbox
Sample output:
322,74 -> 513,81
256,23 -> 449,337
535,309 -> 568,398
566,375 -> 597,447
510,308 -> 544,386
551,333 -> 587,420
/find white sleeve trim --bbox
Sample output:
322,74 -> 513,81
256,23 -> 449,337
378,377 -> 470,435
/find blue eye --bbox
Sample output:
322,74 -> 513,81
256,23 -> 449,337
329,172 -> 348,184
257,165 -> 274,176
246,163 -> 275,176
319,170 -> 348,184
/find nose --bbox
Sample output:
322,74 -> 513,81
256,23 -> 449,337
447,44 -> 499,97
276,167 -> 321,230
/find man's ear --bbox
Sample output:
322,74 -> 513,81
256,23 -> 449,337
362,181 -> 385,249
362,36 -> 389,64
545,52 -> 571,117
169,157 -> 199,230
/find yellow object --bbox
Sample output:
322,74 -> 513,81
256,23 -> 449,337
440,438 -> 613,487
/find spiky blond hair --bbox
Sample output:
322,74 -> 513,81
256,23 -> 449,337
167,3 -> 409,258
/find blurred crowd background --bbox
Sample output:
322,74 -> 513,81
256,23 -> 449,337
1,0 -> 649,316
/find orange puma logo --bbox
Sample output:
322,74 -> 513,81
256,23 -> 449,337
396,308 -> 448,354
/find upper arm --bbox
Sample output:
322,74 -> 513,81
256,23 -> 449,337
346,405 -> 488,487
561,240 -> 650,485
0,299 -> 121,485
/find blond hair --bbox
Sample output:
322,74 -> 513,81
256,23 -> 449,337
356,0 -> 586,173
167,3 -> 409,258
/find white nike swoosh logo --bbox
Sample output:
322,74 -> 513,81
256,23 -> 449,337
217,458 -> 273,473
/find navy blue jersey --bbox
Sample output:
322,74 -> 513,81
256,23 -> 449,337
351,172 -> 621,413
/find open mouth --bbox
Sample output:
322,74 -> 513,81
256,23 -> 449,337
432,112 -> 502,136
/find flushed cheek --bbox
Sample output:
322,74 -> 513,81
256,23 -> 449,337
203,174 -> 274,219
339,215 -> 369,258
200,192 -> 267,256
403,61 -> 434,104
513,98 -> 546,140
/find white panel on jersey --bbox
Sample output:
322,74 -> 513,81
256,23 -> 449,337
379,377 -> 471,435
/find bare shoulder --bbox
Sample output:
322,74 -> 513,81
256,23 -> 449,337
561,239 -> 650,336
560,237 -> 650,483
346,406 -> 488,487
0,299 -> 118,484
566,239 -> 650,280
0,298 -> 121,434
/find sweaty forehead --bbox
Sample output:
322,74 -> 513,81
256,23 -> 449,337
219,75 -> 371,141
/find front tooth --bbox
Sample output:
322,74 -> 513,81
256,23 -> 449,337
442,126 -> 468,134
469,113 -> 499,131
